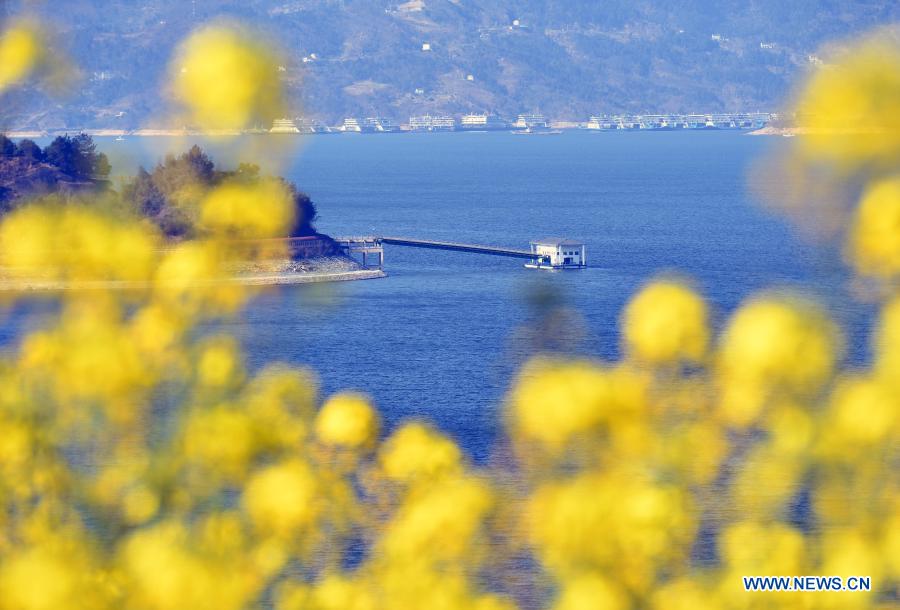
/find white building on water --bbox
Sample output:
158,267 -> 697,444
527,239 -> 586,269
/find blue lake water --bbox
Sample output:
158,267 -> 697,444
3,131 -> 874,461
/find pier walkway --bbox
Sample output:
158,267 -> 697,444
380,237 -> 543,260
335,236 -> 551,267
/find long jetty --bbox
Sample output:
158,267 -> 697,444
334,236 -> 559,268
380,237 -> 541,260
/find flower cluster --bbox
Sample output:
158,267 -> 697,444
0,18 -> 898,610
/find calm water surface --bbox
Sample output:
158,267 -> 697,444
2,131 -> 873,461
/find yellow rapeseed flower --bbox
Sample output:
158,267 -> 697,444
379,422 -> 462,482
0,21 -> 45,91
651,578 -> 719,610
381,476 -> 492,562
718,296 -> 838,426
509,360 -> 616,449
849,177 -> 900,278
795,35 -> 900,170
183,405 -> 257,481
243,459 -> 319,537
171,25 -> 285,130
315,392 -> 380,449
875,296 -> 900,377
200,179 -> 296,239
622,280 -> 709,364
528,472 -> 693,586
553,574 -> 628,610
121,522 -> 254,610
0,544 -> 83,610
823,376 -> 896,452
721,521 -> 806,576
298,575 -> 376,610
196,337 -> 243,389
122,484 -> 160,525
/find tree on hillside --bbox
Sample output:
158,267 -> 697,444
1,134 -> 112,216
17,139 -> 45,163
44,134 -> 111,181
124,145 -> 320,239
288,186 -> 318,237
150,145 -> 215,197
122,166 -> 194,238
0,135 -> 16,158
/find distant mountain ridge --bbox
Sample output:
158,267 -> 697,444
2,0 -> 899,130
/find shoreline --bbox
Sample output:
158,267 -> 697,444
0,268 -> 386,292
7,124 -> 773,139
746,126 -> 886,136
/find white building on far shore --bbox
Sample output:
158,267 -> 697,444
270,118 -> 300,134
409,115 -> 456,131
341,118 -> 363,132
514,113 -> 548,129
460,114 -> 507,130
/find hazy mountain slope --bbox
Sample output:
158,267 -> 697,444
2,0 -> 899,129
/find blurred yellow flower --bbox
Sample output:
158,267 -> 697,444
796,35 -> 900,170
651,578 -> 718,610
196,337 -> 243,389
243,459 -> 319,537
0,18 -> 896,610
529,472 -> 693,588
0,544 -> 85,610
0,21 -> 45,91
849,177 -> 900,278
171,25 -> 285,130
875,295 -> 900,377
287,575 -> 376,610
721,521 -> 806,576
821,528 -> 883,585
824,376 -> 896,450
0,205 -> 159,284
122,484 -> 160,525
201,179 -> 295,239
718,296 -> 838,426
553,574 -> 628,610
122,522 -> 255,610
379,422 -> 462,482
884,513 -> 900,579
315,392 -> 380,449
623,280 -> 709,364
183,405 -> 258,483
382,476 -> 492,562
509,362 -> 611,449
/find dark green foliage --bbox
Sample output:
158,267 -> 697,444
17,139 -> 45,163
44,134 -> 111,181
0,135 -> 16,158
127,168 -> 166,216
1,134 -> 320,242
0,186 -> 12,213
289,189 -> 318,238
0,133 -> 110,211
123,145 -> 319,239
